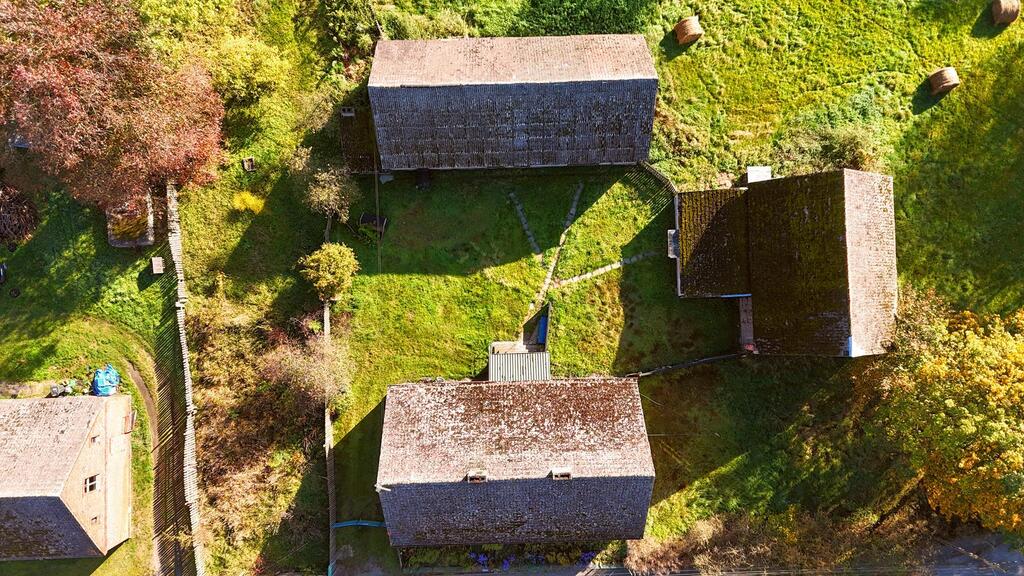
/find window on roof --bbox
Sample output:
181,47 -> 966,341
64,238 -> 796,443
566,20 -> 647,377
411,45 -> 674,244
90,435 -> 100,445
85,474 -> 99,493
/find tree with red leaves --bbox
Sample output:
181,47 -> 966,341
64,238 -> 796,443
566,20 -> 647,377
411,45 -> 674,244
0,0 -> 223,210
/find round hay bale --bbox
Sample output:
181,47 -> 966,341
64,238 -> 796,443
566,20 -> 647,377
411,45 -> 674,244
993,0 -> 1020,24
674,16 -> 704,44
929,67 -> 961,96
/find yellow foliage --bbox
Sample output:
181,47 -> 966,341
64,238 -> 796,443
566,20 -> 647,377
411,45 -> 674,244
883,291 -> 1024,536
232,191 -> 264,214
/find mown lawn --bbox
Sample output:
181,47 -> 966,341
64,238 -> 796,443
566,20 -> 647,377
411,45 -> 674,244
0,192 -> 159,576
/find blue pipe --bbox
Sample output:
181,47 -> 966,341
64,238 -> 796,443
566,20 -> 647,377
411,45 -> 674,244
331,520 -> 386,529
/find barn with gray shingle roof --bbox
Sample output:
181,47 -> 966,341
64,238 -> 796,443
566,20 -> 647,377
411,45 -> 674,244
670,169 -> 897,357
0,395 -> 134,560
376,378 -> 654,547
367,35 -> 658,170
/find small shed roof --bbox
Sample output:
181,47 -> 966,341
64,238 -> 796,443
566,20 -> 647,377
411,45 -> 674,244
0,397 -> 103,497
377,378 -> 653,485
487,350 -> 551,382
368,35 -> 657,88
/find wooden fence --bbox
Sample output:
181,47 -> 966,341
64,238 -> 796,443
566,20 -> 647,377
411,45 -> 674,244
154,183 -> 205,576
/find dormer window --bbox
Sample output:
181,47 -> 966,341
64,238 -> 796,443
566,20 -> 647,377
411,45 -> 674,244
551,467 -> 572,481
466,469 -> 488,483
85,474 -> 99,493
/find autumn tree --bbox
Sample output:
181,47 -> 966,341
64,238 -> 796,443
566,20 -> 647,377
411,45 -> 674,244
879,290 -> 1024,535
304,167 -> 362,221
298,243 -> 360,302
0,0 -> 223,211
289,146 -> 362,221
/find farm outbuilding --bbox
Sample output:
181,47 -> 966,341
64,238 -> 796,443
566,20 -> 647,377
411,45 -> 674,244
488,304 -> 552,382
670,169 -> 897,357
376,378 -> 655,547
367,35 -> 659,171
0,395 -> 134,560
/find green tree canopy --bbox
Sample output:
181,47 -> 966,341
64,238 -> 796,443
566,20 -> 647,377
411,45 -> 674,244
298,242 -> 360,302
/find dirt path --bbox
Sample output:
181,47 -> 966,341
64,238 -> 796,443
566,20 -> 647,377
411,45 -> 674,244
126,360 -> 160,458
123,355 -> 165,576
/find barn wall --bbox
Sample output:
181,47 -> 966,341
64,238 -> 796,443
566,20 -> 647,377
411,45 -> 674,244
62,404 -> 108,553
369,79 -> 657,170
379,475 -> 653,546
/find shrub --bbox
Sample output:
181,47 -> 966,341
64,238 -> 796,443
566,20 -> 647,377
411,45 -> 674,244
878,290 -> 1024,535
382,8 -> 471,39
298,243 -> 359,302
773,123 -> 879,174
207,35 -> 288,106
0,0 -> 223,209
231,191 -> 265,214
262,337 -> 350,406
318,0 -> 377,59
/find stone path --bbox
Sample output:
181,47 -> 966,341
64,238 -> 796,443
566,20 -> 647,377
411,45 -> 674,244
508,191 -> 542,255
530,182 -> 584,313
551,250 -> 658,289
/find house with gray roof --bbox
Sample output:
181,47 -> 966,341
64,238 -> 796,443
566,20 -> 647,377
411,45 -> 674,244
376,378 -> 654,547
367,35 -> 658,170
0,395 -> 135,560
669,169 -> 898,356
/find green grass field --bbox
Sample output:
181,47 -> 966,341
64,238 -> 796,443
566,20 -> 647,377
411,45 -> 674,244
1,0 -> 1021,574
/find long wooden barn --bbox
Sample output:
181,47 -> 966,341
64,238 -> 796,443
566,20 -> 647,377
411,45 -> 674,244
367,35 -> 658,171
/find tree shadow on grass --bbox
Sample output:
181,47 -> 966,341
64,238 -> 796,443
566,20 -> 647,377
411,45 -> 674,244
332,168 -> 607,278
895,42 -> 1024,313
610,168 -> 737,377
255,449 -> 329,573
0,191 -> 150,379
220,169 -> 322,323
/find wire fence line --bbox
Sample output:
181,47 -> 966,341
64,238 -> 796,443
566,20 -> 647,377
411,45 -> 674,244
153,183 -> 205,576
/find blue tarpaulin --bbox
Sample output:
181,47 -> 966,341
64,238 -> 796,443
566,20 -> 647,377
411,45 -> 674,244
91,364 -> 120,396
